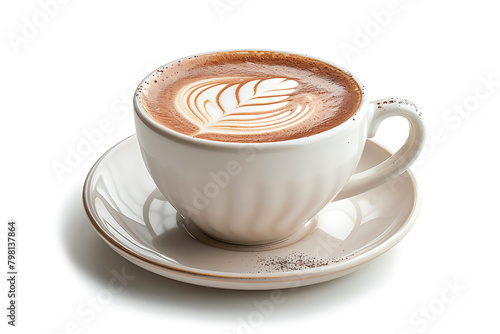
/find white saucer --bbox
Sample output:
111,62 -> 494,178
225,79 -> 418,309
83,135 -> 421,290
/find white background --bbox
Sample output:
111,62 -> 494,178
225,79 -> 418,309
1,0 -> 499,333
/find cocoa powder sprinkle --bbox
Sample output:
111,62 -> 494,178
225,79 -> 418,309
257,251 -> 353,272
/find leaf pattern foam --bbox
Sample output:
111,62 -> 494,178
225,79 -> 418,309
174,77 -> 314,135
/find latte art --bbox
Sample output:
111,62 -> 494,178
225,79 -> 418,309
175,77 -> 314,135
140,51 -> 363,142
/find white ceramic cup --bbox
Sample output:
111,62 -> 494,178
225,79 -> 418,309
134,50 -> 425,245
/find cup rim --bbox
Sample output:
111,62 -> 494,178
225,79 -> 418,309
133,49 -> 368,148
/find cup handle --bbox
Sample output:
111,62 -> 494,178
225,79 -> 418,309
335,98 -> 426,201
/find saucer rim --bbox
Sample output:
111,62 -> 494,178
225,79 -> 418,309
82,135 -> 421,285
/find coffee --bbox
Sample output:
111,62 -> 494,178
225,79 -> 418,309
139,51 -> 362,143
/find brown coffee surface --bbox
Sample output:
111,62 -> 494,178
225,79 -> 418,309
139,51 -> 362,143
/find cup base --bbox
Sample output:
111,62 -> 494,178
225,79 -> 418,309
176,213 -> 318,252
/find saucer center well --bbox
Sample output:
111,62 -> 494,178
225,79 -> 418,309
176,213 -> 318,252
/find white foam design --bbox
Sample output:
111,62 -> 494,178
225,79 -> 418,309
174,77 -> 313,135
